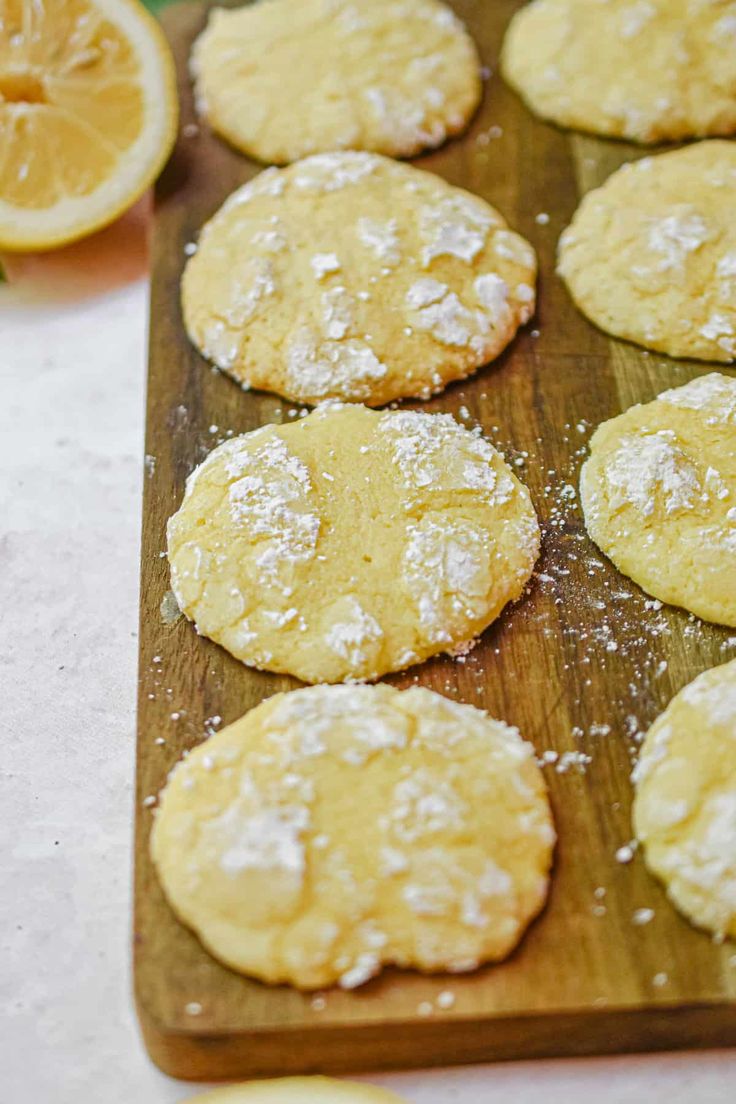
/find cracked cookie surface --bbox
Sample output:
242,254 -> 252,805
633,660 -> 736,941
580,374 -> 736,627
191,0 -> 481,163
502,0 -> 736,145
167,403 -> 540,683
558,143 -> 736,363
151,683 -> 555,989
181,152 -> 536,406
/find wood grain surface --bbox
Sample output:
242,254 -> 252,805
135,0 -> 736,1080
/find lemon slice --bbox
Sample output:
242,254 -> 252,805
184,1078 -> 407,1103
0,0 -> 177,251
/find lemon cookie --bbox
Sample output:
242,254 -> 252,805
151,684 -> 556,989
633,660 -> 736,941
191,0 -> 481,164
167,403 -> 540,683
501,0 -> 736,144
558,143 -> 736,363
185,1080 -> 407,1104
579,373 -> 736,627
181,152 -> 537,406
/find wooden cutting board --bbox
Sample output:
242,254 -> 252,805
135,0 -> 736,1080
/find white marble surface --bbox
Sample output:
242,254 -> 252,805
2,213 -> 735,1103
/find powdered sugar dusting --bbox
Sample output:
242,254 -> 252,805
285,329 -> 387,400
391,770 -> 467,842
474,272 -> 511,316
408,287 -> 485,348
324,596 -> 384,668
320,286 -> 354,340
659,373 -> 736,424
405,277 -> 448,310
700,313 -> 736,356
292,151 -> 381,193
311,252 -> 341,280
681,669 -> 736,727
222,167 -> 285,209
227,436 -> 320,589
603,433 -> 701,517
402,516 -> 491,644
646,211 -> 712,271
717,252 -> 736,279
378,409 -> 504,500
619,1 -> 656,39
215,804 -> 310,877
420,193 -> 496,266
357,216 -> 401,264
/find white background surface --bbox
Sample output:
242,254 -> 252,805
2,207 -> 735,1103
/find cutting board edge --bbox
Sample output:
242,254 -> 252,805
135,992 -> 736,1079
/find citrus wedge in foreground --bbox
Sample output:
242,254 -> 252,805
184,1078 -> 407,1104
0,0 -> 177,251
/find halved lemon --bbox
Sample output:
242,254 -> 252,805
0,0 -> 178,251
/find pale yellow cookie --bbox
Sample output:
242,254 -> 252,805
558,143 -> 736,363
183,1078 -> 406,1104
633,660 -> 736,941
181,152 -> 537,406
579,373 -> 736,627
501,0 -> 736,144
167,403 -> 540,683
191,0 -> 481,164
151,684 -> 556,989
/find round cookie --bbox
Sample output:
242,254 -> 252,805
632,660 -> 736,941
579,373 -> 736,627
151,683 -> 556,989
557,143 -> 736,363
167,403 -> 540,683
184,1078 -> 407,1104
501,0 -> 736,145
191,0 -> 481,164
181,152 -> 537,406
